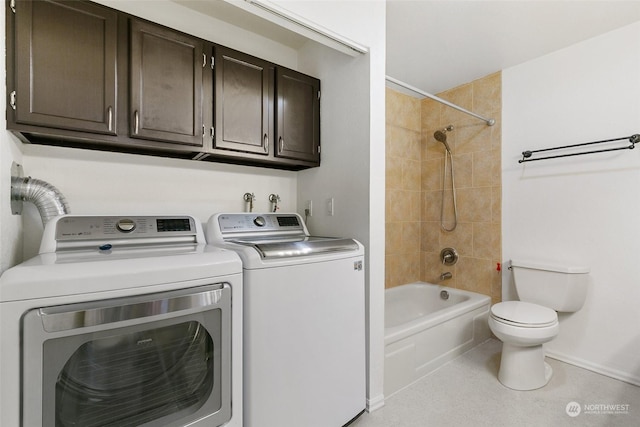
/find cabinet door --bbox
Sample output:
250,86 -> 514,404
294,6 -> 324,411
14,0 -> 118,134
214,47 -> 273,155
276,68 -> 320,164
130,20 -> 203,147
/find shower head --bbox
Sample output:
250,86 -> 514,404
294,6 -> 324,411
434,126 -> 454,153
433,130 -> 447,143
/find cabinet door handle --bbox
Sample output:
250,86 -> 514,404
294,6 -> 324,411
107,106 -> 113,132
134,110 -> 139,134
279,136 -> 284,153
264,134 -> 269,152
203,53 -> 206,68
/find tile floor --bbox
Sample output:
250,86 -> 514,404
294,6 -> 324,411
352,339 -> 640,427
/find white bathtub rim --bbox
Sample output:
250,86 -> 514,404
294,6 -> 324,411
384,282 -> 490,346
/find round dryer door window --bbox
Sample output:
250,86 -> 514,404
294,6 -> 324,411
55,321 -> 213,426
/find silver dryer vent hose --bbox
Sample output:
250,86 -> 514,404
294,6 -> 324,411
11,176 -> 70,225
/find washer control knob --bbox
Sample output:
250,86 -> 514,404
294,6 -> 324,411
116,219 -> 136,233
253,216 -> 266,227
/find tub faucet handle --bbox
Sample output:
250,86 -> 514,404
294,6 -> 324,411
440,248 -> 459,266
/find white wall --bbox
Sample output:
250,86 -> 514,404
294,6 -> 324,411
19,145 -> 298,257
0,138 -> 22,272
503,21 -> 640,385
285,0 -> 387,410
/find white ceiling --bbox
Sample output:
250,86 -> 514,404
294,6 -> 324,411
175,0 -> 310,49
386,0 -> 640,95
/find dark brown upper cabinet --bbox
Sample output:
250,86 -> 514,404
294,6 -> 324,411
129,19 -> 204,147
7,0 -> 320,169
213,46 -> 274,155
12,0 -> 118,135
209,47 -> 320,168
276,68 -> 320,164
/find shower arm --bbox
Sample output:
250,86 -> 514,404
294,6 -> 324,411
385,76 -> 496,127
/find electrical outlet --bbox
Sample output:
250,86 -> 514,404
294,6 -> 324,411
305,200 -> 313,217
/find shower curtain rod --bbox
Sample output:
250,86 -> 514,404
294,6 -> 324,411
385,76 -> 495,127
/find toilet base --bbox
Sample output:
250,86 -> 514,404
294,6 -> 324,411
497,342 -> 552,390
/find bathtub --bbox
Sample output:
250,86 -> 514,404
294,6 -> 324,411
384,282 -> 491,397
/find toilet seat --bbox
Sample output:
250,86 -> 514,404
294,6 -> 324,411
491,301 -> 558,328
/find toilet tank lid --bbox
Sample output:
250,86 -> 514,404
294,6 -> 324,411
510,260 -> 589,274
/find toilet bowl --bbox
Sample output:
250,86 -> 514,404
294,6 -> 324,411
489,301 -> 559,390
489,260 -> 589,391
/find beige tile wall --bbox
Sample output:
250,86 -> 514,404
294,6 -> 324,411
386,72 -> 502,305
385,89 -> 422,289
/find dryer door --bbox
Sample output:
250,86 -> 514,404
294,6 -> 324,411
22,283 -> 231,427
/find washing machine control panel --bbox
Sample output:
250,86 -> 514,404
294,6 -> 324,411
218,213 -> 304,234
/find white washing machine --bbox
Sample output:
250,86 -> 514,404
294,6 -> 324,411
206,213 -> 366,427
0,215 -> 243,427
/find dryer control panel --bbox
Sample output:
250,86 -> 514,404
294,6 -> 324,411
42,215 -> 202,253
55,216 -> 195,240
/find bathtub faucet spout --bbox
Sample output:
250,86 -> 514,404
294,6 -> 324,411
439,272 -> 452,282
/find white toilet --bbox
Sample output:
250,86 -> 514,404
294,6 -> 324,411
488,260 -> 589,390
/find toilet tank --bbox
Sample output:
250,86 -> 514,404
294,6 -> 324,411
511,260 -> 589,312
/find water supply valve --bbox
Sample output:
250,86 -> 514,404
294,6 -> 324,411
268,193 -> 280,212
244,192 -> 256,212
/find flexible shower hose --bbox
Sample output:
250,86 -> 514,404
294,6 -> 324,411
440,149 -> 457,232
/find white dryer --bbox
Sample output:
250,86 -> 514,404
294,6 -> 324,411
0,215 -> 243,427
206,213 -> 366,427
